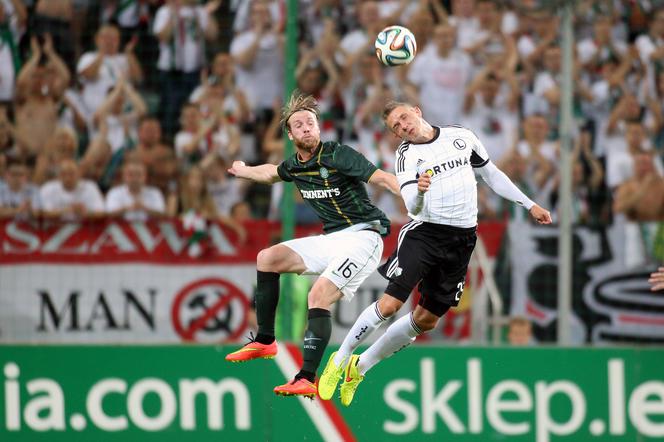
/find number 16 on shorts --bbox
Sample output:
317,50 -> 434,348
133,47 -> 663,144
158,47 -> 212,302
335,258 -> 358,279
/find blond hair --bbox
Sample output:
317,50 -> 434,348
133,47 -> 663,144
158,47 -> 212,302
280,91 -> 319,131
382,100 -> 413,122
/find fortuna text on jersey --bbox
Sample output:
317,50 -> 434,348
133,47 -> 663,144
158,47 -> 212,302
419,155 -> 471,178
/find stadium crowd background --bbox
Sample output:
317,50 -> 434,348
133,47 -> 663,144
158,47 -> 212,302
0,0 -> 662,267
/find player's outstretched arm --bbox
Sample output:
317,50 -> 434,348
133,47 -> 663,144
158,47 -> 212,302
228,161 -> 281,184
649,267 -> 664,292
478,161 -> 552,223
368,170 -> 400,195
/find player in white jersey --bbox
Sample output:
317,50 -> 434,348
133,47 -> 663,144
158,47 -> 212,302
318,101 -> 552,405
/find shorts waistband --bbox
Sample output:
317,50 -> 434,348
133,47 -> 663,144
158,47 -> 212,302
421,222 -> 477,234
337,221 -> 384,235
361,227 -> 381,234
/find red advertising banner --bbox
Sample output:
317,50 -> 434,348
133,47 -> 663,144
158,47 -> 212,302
0,219 -> 507,264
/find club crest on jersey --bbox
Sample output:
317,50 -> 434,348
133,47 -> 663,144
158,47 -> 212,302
453,139 -> 466,150
320,167 -> 330,179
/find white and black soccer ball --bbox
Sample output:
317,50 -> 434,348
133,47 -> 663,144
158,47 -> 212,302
374,25 -> 417,67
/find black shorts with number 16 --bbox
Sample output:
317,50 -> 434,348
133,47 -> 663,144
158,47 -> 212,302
378,220 -> 477,317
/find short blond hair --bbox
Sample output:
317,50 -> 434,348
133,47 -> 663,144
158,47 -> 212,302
280,91 -> 319,131
382,100 -> 412,122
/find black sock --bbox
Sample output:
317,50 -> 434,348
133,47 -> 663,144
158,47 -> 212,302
295,369 -> 316,383
254,271 -> 280,344
301,308 -> 331,379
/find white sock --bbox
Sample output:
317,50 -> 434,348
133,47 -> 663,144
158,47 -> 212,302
333,301 -> 387,366
357,312 -> 421,375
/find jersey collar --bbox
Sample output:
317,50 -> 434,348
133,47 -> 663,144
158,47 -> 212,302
296,141 -> 323,164
411,126 -> 440,145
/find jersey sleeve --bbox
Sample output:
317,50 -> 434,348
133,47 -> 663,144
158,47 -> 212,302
276,161 -> 293,182
394,144 -> 419,190
333,144 -> 378,182
394,144 -> 427,215
468,130 -> 490,168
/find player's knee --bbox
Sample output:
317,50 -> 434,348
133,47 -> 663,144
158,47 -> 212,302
257,248 -> 279,272
412,309 -> 439,332
377,295 -> 403,318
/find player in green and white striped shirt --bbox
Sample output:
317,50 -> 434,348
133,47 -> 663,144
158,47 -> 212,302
225,92 -> 399,398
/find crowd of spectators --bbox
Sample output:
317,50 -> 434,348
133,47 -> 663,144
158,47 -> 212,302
0,0 -> 663,255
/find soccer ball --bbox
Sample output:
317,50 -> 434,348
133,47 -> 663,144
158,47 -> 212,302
374,25 -> 417,66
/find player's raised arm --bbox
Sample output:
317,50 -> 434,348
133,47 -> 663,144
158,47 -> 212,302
228,161 -> 281,184
397,168 -> 431,216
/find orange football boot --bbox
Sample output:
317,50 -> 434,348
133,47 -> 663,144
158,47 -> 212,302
273,377 -> 317,398
225,336 -> 277,362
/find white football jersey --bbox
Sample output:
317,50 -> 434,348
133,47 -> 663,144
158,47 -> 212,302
395,126 -> 490,227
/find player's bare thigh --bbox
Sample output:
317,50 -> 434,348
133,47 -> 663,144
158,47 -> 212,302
257,244 -> 307,274
308,277 -> 344,309
257,245 -> 344,309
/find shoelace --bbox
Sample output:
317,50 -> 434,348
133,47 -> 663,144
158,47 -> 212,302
245,331 -> 257,343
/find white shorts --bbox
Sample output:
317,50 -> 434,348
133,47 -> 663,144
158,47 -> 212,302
282,229 -> 384,300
